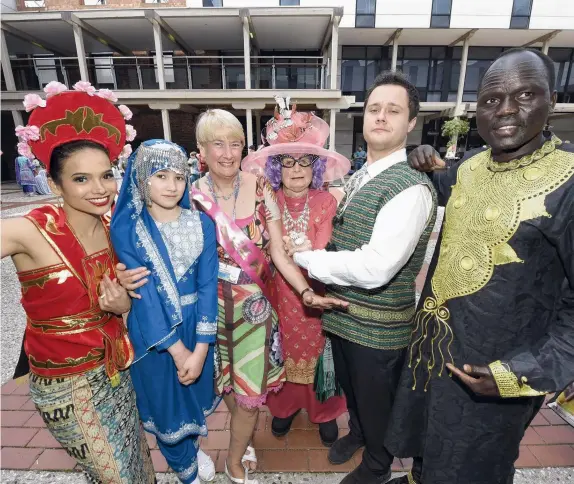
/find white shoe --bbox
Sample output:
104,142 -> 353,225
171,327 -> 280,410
197,449 -> 215,482
224,461 -> 259,484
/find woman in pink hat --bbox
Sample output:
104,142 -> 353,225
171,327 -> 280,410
242,98 -> 350,446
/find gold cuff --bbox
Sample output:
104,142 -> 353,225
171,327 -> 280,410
488,360 -> 547,398
407,471 -> 418,484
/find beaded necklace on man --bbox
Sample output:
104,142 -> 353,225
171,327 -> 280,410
283,193 -> 310,247
206,173 -> 241,221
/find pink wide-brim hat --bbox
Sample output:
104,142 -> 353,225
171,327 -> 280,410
241,103 -> 350,182
242,142 -> 350,182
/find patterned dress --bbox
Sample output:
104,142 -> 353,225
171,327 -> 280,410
266,189 -> 346,423
211,176 -> 287,408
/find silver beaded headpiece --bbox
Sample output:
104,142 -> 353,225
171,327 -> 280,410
133,143 -> 190,207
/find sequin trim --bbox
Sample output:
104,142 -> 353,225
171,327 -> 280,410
176,461 -> 198,481
196,315 -> 217,336
142,419 -> 207,444
181,293 -> 198,307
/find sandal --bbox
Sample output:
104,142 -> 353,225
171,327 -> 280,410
241,445 -> 257,469
225,461 -> 259,484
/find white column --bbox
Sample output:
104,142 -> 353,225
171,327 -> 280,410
330,21 -> 338,90
255,113 -> 261,146
455,37 -> 470,109
161,110 -> 171,141
246,108 -> 253,148
1,29 -> 16,91
12,111 -> 24,128
152,20 -> 166,90
391,38 -> 399,71
329,109 -> 337,150
72,23 -> 89,82
243,16 -> 252,90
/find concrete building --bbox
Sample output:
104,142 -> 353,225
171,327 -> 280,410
1,0 -> 573,179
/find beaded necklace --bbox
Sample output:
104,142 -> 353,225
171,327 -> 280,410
206,173 -> 241,221
283,193 -> 310,247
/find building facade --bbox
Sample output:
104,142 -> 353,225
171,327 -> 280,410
1,0 -> 573,180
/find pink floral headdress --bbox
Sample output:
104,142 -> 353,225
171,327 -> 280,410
16,81 -> 135,167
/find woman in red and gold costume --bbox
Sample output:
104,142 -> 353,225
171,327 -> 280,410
1,82 -> 155,483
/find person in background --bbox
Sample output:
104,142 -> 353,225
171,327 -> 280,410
189,151 -> 201,184
352,145 -> 367,172
33,160 -> 52,195
15,153 -> 37,196
242,100 -> 350,447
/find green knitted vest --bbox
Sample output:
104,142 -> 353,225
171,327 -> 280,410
323,161 -> 437,350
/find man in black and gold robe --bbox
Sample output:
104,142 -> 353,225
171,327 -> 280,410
385,48 -> 574,484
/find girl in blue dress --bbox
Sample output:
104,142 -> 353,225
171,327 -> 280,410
111,139 -> 219,484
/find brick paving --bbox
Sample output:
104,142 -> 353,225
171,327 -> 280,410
1,377 -> 573,473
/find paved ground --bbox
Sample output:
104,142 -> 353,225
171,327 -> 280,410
1,183 -> 573,481
1,469 -> 573,483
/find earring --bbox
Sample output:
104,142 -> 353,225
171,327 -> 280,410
147,181 -> 152,186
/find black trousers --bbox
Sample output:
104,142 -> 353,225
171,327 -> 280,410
331,333 -> 406,476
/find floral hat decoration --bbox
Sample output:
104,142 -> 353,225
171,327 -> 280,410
15,81 -> 135,170
242,96 -> 350,182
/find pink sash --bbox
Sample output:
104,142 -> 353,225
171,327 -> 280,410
191,188 -> 276,305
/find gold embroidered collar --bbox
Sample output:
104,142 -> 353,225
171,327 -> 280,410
486,135 -> 562,173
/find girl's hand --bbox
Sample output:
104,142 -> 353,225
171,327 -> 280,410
99,274 -> 131,315
178,344 -> 209,386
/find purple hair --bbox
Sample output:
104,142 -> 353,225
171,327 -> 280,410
264,155 -> 327,191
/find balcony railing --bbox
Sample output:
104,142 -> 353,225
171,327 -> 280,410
7,55 -> 328,92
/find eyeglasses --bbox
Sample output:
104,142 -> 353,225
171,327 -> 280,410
273,154 -> 319,168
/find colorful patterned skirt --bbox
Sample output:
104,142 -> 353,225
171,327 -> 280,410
29,365 -> 155,484
215,281 -> 286,408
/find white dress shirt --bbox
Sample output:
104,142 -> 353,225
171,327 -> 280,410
293,148 -> 433,290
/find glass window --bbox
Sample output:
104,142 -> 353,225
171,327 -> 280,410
428,59 -> 445,91
356,15 -> 375,28
549,48 -> 573,92
343,47 -> 367,60
356,0 -> 376,15
280,0 -> 300,5
342,59 -> 366,93
24,0 -> 45,6
431,15 -> 450,28
84,0 -> 106,5
512,0 -> 533,16
432,0 -> 452,15
510,16 -> 529,29
93,56 -> 115,86
203,0 -> 222,6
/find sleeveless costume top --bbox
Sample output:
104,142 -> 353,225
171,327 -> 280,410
18,205 -> 133,385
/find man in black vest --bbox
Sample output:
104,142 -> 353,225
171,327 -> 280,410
285,71 -> 438,484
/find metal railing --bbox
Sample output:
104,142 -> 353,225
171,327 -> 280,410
7,55 -> 328,91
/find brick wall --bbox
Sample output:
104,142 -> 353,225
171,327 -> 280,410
17,0 -> 186,11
